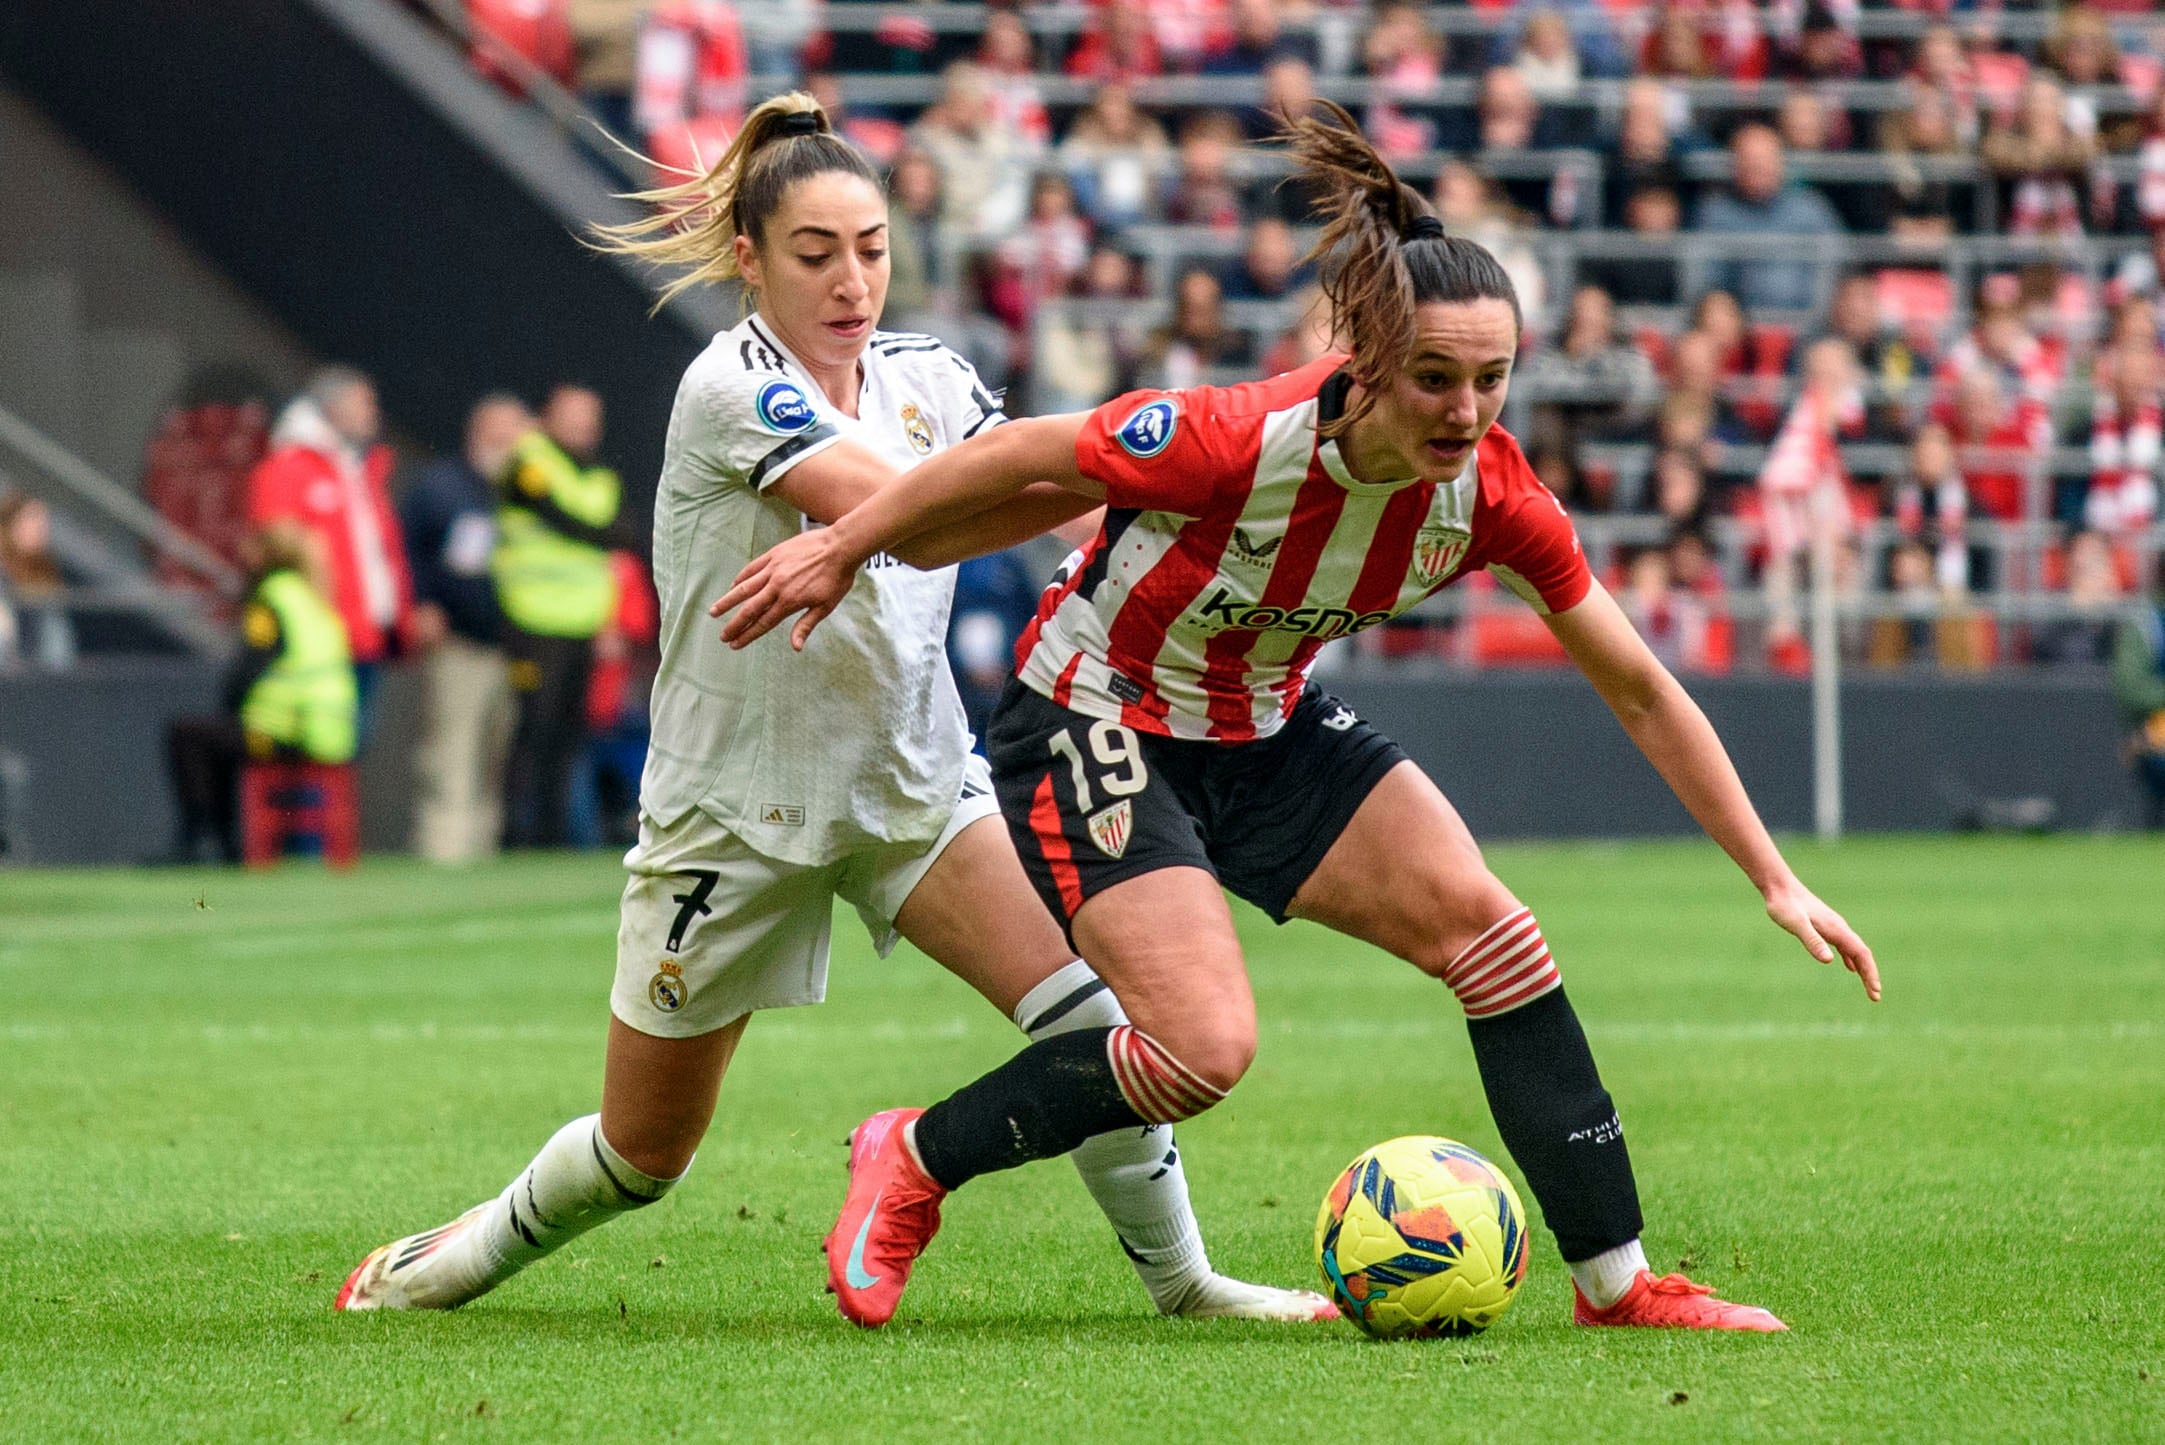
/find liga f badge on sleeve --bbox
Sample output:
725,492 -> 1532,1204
1086,799 -> 1133,859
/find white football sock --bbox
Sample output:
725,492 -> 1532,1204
1568,1237 -> 1649,1309
394,1115 -> 682,1308
1014,960 -> 1211,1312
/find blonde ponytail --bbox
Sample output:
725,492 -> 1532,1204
589,92 -> 879,308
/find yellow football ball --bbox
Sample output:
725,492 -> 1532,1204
1314,1135 -> 1530,1339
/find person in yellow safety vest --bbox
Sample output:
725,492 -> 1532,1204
238,535 -> 360,766
493,383 -> 622,847
164,522 -> 358,862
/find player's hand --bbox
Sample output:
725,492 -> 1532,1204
709,530 -> 855,651
1762,877 -> 1880,1001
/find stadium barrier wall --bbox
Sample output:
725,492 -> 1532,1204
0,664 -> 2144,867
1325,667 -> 2144,840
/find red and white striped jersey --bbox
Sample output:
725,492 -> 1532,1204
1015,356 -> 1593,742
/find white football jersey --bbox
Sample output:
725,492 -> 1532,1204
640,315 -> 1005,866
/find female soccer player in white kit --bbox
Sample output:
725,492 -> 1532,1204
334,94 -> 1332,1325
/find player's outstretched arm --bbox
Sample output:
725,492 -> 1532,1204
1544,580 -> 1882,1001
714,414 -> 1099,650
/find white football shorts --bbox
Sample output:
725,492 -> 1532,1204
611,753 -> 1000,1038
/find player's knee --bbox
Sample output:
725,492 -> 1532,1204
1106,1022 -> 1247,1122
1432,900 -> 1563,1019
1403,871 -> 1524,980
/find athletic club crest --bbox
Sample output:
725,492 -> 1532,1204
899,401 -> 934,455
648,959 -> 689,1013
1412,524 -> 1471,587
1086,799 -> 1133,859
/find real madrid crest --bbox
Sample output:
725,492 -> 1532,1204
899,402 -> 934,456
1412,524 -> 1471,588
648,959 -> 689,1013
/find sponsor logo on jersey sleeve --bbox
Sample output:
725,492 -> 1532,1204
754,379 -> 818,435
1113,399 -> 1179,459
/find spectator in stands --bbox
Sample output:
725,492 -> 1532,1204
882,148 -> 945,329
2032,529 -> 2124,666
1035,243 -> 1147,413
165,520 -> 356,864
1776,89 -> 1833,157
977,10 -> 1053,153
2111,587 -> 2165,828
1801,272 -> 1918,443
910,62 -> 1034,239
1649,447 -> 1712,533
1522,283 -> 1662,450
1757,337 -> 1864,667
495,384 -> 621,850
1139,267 -> 1252,390
1064,0 -> 1165,84
1456,65 -> 1566,153
1878,84 -> 1964,237
1946,367 -> 2043,527
1585,184 -> 1683,307
0,492 -> 73,671
1906,24 -> 1980,145
1601,78 -> 1687,229
631,0 -> 747,156
2109,230 -> 2165,332
1220,216 -> 1309,301
1689,124 -> 1846,314
1248,55 -> 1320,142
1621,545 -> 1711,675
1937,275 -> 2064,426
1361,0 -> 1448,158
1512,10 -> 1581,102
2121,87 -> 2165,235
2045,6 -> 2120,103
1772,2 -> 1863,85
1867,539 -> 1942,670
947,546 -> 1044,746
1982,76 -> 2100,240
1892,421 -> 1974,595
1060,83 -> 1170,231
989,172 -> 1093,342
1204,0 -> 1318,76
1161,111 -> 1248,230
1431,162 -> 1548,335
248,366 -> 413,738
1641,6 -> 1714,82
2085,339 -> 2162,540
400,393 -> 530,866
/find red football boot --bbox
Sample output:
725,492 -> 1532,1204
824,1107 -> 947,1328
1574,1271 -> 1788,1332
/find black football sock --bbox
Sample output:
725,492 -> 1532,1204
911,1027 -> 1148,1191
1465,987 -> 1645,1263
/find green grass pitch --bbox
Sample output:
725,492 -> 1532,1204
2,835 -> 2161,1441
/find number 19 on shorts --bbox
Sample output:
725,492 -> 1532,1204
1049,722 -> 1148,861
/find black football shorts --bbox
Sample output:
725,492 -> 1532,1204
986,677 -> 1408,934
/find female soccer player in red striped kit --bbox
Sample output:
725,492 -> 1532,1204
718,104 -> 1882,1332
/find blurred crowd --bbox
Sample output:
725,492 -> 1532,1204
144,367 -> 655,864
398,0 -> 2165,678
16,0 -> 2165,845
